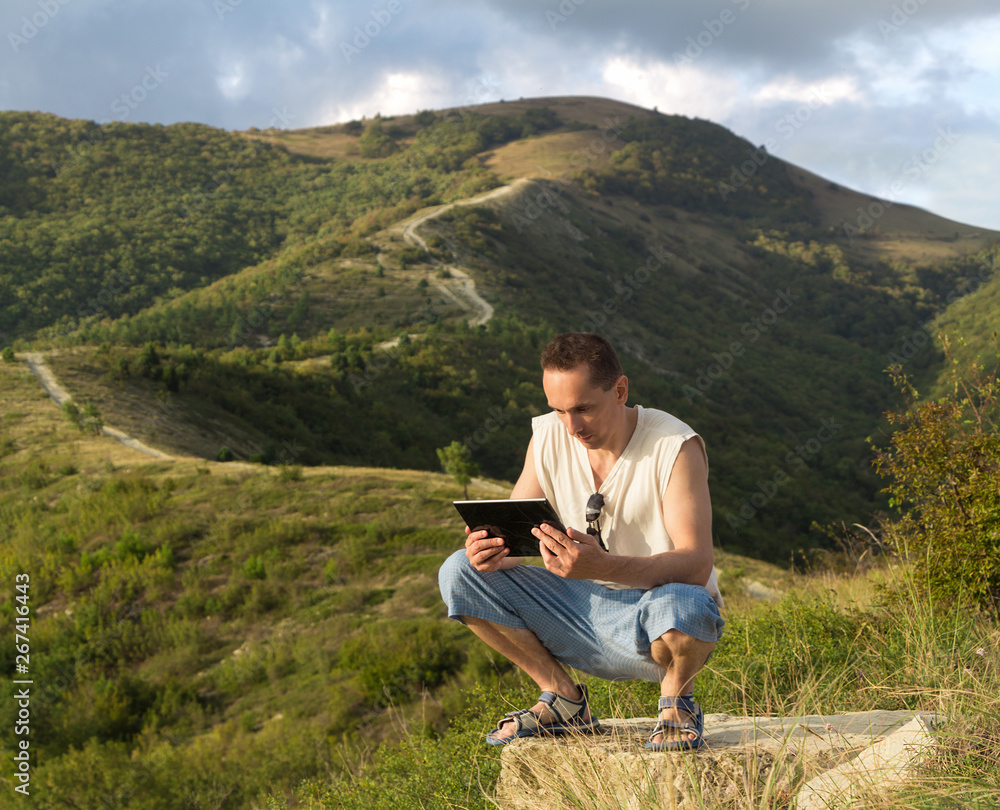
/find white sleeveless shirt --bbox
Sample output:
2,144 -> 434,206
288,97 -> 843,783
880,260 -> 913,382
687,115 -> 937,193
531,405 -> 722,604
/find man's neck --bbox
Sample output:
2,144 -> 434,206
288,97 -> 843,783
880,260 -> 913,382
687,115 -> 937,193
588,405 -> 639,487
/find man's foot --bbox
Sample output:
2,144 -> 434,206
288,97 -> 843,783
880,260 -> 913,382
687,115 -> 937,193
486,684 -> 599,745
645,695 -> 704,751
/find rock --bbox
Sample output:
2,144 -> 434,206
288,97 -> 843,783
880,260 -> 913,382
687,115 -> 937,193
494,711 -> 938,809
795,713 -> 938,809
744,579 -> 783,601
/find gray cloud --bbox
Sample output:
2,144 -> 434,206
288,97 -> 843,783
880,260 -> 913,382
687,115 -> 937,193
1,0 -> 998,228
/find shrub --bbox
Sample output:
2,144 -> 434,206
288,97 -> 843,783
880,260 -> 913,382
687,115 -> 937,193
48,674 -> 158,752
62,399 -> 103,434
133,341 -> 161,378
61,399 -> 81,426
874,353 -> 1000,613
17,460 -> 52,490
244,554 -> 266,580
436,440 -> 479,499
277,464 -> 302,482
338,620 -> 464,707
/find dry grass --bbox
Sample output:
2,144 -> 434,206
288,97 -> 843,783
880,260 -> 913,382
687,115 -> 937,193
788,163 -> 1000,264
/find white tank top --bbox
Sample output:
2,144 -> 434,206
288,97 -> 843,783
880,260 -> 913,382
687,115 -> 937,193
532,405 -> 722,604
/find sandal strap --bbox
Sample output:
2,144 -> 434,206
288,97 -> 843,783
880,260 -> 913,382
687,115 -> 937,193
649,695 -> 703,743
649,717 -> 697,736
545,684 -> 588,724
498,706 -> 543,734
657,695 -> 697,713
496,684 -> 590,733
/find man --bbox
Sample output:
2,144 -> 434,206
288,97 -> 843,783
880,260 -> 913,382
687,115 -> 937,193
438,332 -> 724,750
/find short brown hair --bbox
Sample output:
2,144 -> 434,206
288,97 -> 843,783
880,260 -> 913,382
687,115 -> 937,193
540,333 -> 624,391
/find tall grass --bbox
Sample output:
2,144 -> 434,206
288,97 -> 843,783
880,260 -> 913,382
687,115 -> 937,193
279,561 -> 1000,810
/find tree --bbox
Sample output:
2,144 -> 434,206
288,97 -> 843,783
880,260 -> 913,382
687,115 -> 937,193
436,441 -> 479,499
134,342 -> 161,378
359,119 -> 397,159
873,347 -> 1000,614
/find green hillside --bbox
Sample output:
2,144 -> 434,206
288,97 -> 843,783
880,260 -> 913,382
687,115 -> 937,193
2,95 -> 999,809
2,99 -> 998,566
2,358 -> 998,809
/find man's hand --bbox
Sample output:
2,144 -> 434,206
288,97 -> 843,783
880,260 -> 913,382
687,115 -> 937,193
536,523 -> 607,579
464,526 -> 512,572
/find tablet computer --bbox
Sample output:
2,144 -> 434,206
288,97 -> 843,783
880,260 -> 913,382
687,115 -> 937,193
453,498 -> 566,557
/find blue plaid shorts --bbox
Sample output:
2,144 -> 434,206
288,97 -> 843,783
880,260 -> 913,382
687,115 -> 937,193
438,549 -> 725,683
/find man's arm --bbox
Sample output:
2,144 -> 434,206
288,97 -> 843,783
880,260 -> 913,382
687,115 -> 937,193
535,438 -> 715,589
463,437 -> 543,572
510,435 -> 545,499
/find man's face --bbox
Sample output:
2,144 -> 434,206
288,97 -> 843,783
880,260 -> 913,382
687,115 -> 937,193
542,364 -> 626,450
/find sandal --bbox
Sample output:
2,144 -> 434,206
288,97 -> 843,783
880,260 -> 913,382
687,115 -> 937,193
485,683 -> 600,746
645,695 -> 704,751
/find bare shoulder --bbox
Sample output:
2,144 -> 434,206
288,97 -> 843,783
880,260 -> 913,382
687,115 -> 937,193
672,436 -> 709,482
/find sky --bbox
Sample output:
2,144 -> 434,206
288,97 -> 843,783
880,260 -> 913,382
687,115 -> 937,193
2,0 -> 999,231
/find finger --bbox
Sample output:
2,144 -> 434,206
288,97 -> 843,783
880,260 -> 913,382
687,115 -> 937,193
477,545 -> 508,570
534,523 -> 567,549
537,532 -> 563,558
475,546 -> 509,562
473,536 -> 504,554
566,525 -> 597,545
464,529 -> 493,549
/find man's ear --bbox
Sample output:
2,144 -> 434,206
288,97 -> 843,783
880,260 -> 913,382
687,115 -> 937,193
615,375 -> 629,404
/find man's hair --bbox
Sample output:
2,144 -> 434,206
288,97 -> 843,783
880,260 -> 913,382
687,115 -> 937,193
540,333 -> 624,391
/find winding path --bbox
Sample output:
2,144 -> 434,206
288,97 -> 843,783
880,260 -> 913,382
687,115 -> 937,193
23,352 -> 172,459
18,181 -> 536,462
400,179 -> 532,328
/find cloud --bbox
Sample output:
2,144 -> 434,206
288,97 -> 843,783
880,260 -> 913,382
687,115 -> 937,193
752,75 -> 863,107
600,57 -> 745,123
0,0 -> 998,228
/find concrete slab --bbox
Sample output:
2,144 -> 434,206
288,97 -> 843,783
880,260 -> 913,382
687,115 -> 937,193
494,711 -> 937,809
796,714 -> 938,809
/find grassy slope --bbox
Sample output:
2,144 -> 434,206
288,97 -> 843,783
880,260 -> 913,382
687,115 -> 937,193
4,360 -> 998,809
0,355 -> 798,806
8,97 -> 995,564
0,357 -> 482,803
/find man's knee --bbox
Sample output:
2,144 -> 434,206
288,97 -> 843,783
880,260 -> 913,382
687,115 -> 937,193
438,548 -> 472,598
654,628 -> 696,650
651,629 -> 716,661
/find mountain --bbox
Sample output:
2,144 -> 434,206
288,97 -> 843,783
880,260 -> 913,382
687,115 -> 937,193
2,97 -> 998,562
2,97 -> 999,810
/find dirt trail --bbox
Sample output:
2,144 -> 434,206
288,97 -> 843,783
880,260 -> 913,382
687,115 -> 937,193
19,180 -> 534,461
399,179 -> 532,328
23,352 -> 173,460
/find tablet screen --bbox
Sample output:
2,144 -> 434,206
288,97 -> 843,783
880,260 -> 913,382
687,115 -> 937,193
453,498 -> 566,557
